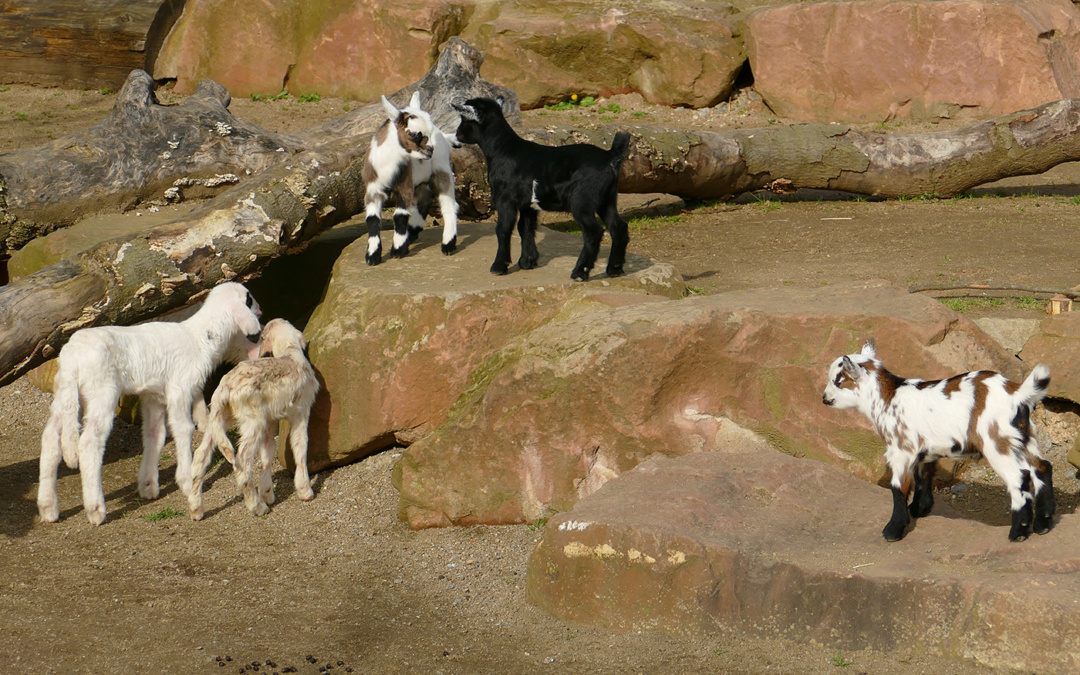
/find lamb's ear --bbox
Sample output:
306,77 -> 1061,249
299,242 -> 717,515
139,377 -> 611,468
409,90 -> 421,109
231,299 -> 262,337
381,95 -> 399,121
860,337 -> 876,358
841,356 -> 865,380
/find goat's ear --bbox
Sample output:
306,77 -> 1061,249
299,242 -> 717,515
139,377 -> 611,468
495,95 -> 505,109
841,356 -> 864,380
381,95 -> 399,121
409,90 -> 421,109
860,337 -> 876,358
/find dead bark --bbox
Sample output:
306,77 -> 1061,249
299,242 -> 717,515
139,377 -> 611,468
527,98 -> 1080,200
0,36 -> 517,258
0,38 -> 512,387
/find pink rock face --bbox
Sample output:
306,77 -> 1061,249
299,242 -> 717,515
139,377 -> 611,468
459,0 -> 745,108
153,0 -> 744,107
396,279 -> 1020,529
746,0 -> 1080,123
1020,311 -> 1080,401
153,0 -> 465,98
527,450 -> 1080,672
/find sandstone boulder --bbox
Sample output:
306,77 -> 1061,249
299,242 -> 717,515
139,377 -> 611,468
153,0 -> 744,108
395,279 -> 1021,529
302,222 -> 685,472
457,0 -> 745,108
153,0 -> 465,99
527,449 -> 1080,672
746,0 -> 1080,123
1021,311 -> 1080,401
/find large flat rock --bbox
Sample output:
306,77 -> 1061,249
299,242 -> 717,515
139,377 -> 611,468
395,278 -> 1021,529
303,221 -> 684,470
528,449 -> 1080,673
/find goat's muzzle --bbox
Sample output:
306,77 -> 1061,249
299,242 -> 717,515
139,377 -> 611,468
822,393 -> 834,407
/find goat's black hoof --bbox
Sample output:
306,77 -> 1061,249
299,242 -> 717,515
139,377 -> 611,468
1033,517 -> 1053,535
570,268 -> 590,282
518,256 -> 538,270
390,245 -> 410,259
365,250 -> 382,266
406,226 -> 423,245
882,522 -> 907,542
908,498 -> 934,519
606,266 -> 625,278
490,262 -> 510,275
441,237 -> 457,255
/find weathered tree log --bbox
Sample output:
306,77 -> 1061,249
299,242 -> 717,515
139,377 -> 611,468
527,97 -> 1080,201
0,36 -> 518,257
0,38 -> 512,387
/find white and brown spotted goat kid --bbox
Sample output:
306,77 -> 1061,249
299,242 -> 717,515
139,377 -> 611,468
188,318 -> 319,520
822,339 -> 1054,543
362,93 -> 458,265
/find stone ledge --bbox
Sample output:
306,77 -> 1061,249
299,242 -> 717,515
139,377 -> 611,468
527,449 -> 1080,673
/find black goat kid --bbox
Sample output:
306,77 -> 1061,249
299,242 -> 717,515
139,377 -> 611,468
453,97 -> 631,281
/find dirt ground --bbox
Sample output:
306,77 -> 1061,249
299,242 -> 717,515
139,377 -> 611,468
2,82 -> 1080,675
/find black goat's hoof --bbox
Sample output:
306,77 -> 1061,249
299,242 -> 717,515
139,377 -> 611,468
441,237 -> 457,255
490,263 -> 510,275
365,251 -> 382,266
518,256 -> 538,270
570,268 -> 590,282
606,265 -> 625,278
882,522 -> 907,542
390,245 -> 410,259
405,226 -> 423,245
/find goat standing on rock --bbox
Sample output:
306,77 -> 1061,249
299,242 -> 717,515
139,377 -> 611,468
453,96 -> 631,281
822,339 -> 1055,542
362,92 -> 459,265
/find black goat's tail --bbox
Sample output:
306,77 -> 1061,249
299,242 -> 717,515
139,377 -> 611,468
609,131 -> 632,172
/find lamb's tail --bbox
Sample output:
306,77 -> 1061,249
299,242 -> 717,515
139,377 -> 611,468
609,131 -> 632,173
1015,364 -> 1051,408
193,383 -> 237,474
49,362 -> 82,469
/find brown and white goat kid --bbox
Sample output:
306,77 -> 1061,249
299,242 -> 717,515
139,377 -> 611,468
822,339 -> 1054,543
362,94 -> 439,266
187,318 -> 319,520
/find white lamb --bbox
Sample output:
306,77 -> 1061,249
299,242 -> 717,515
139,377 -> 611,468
188,318 -> 319,520
362,91 -> 459,265
822,338 -> 1054,542
38,282 -> 263,525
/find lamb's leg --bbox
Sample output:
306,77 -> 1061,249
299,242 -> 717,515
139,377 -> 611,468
137,396 -> 167,500
288,415 -> 315,501
908,457 -> 935,518
257,429 -> 276,506
516,208 -> 539,270
490,206 -> 516,275
600,201 -> 629,277
37,409 -> 65,522
235,425 -> 270,517
1032,458 -> 1055,535
166,398 -> 197,499
569,207 -> 604,282
78,395 -> 118,526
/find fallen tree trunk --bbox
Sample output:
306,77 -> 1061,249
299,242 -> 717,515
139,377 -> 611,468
0,37 -> 518,257
0,38 -> 512,387
529,97 -> 1080,200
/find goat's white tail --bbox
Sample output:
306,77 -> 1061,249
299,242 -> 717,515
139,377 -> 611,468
195,382 -> 237,469
1015,364 -> 1051,408
48,363 -> 82,469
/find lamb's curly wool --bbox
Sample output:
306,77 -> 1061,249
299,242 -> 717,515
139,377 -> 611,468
38,282 -> 262,525
188,318 -> 319,521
